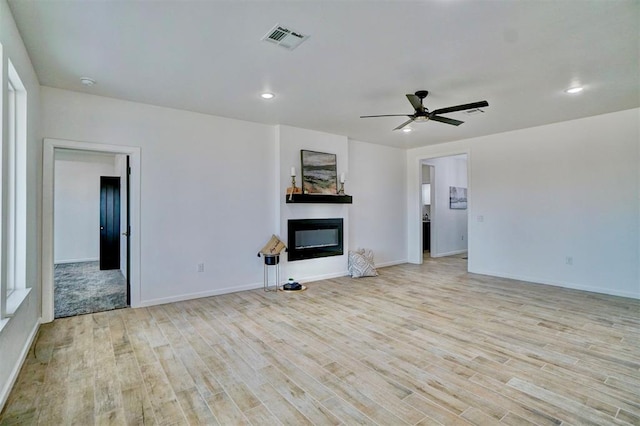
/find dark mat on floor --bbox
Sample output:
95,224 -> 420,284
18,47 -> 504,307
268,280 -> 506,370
54,261 -> 127,318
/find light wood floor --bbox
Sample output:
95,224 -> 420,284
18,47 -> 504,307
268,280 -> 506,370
2,256 -> 639,425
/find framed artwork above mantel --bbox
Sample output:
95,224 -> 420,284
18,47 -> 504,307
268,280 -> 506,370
301,150 -> 337,195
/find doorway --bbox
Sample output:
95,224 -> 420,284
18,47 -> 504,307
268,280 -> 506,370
421,164 -> 433,259
419,153 -> 469,261
42,139 -> 141,323
52,150 -> 128,318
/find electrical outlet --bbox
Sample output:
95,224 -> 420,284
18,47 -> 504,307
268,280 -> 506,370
197,263 -> 205,272
477,215 -> 484,222
565,256 -> 573,266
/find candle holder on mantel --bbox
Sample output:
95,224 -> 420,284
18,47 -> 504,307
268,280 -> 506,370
287,167 -> 301,201
338,173 -> 346,195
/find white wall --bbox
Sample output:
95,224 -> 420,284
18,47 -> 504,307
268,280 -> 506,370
348,139 -> 407,267
54,150 -> 117,263
41,93 -> 410,299
278,125 -> 350,282
41,87 -> 278,306
423,155 -> 468,257
407,108 -> 640,299
0,0 -> 42,409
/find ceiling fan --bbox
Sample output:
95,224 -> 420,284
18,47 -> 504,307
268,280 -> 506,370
360,90 -> 489,130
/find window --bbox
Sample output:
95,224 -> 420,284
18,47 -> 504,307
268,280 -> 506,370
1,57 -> 28,320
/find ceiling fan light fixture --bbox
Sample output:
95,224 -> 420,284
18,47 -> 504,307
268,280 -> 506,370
260,92 -> 275,100
565,86 -> 584,94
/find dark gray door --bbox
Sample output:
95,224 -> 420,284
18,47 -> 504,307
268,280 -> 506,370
100,176 -> 120,270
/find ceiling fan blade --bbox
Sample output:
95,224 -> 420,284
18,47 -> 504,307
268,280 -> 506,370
431,100 -> 489,115
430,115 -> 464,126
360,114 -> 412,118
393,118 -> 415,130
406,94 -> 423,111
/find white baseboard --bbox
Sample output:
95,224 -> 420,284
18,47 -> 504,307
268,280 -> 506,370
0,320 -> 40,411
138,271 -> 359,308
298,270 -> 349,283
375,259 -> 407,268
54,257 -> 99,264
431,249 -> 467,258
136,263 -> 408,308
469,268 -> 640,300
138,281 -> 266,307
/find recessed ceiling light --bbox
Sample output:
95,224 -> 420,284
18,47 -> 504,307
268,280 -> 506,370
260,92 -> 275,99
402,128 -> 412,133
80,77 -> 96,86
565,86 -> 584,94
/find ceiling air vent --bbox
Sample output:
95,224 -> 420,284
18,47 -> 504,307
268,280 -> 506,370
261,24 -> 309,50
464,108 -> 485,115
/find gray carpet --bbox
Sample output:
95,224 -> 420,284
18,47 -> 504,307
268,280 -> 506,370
54,261 -> 127,318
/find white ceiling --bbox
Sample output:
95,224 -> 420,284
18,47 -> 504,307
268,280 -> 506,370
8,0 -> 639,149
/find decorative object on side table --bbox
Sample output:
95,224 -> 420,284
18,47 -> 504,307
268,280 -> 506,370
301,150 -> 337,194
257,235 -> 287,292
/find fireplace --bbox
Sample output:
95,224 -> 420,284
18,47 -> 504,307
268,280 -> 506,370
287,218 -> 343,261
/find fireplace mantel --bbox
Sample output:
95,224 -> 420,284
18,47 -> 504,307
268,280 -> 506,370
285,194 -> 352,204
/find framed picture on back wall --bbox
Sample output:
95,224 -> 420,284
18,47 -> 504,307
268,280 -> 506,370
301,150 -> 338,194
449,186 -> 467,209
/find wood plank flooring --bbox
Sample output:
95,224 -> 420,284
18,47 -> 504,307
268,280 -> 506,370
2,255 -> 639,425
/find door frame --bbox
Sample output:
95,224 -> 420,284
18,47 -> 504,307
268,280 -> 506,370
421,165 -> 435,255
42,138 -> 141,323
410,149 -> 471,265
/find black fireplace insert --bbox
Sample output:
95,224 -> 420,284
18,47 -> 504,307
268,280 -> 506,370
287,218 -> 343,261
